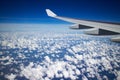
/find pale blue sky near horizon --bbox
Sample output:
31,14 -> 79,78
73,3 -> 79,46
0,23 -> 76,32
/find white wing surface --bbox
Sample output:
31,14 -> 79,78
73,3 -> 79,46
46,9 -> 120,42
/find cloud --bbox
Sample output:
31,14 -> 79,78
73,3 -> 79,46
0,26 -> 120,80
5,73 -> 16,80
20,59 -> 81,80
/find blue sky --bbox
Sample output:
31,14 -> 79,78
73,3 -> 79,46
0,0 -> 120,23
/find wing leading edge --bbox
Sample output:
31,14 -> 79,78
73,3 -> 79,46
46,9 -> 120,42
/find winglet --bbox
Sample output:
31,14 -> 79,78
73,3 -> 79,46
46,9 -> 57,17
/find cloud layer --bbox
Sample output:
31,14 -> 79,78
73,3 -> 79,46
0,27 -> 120,80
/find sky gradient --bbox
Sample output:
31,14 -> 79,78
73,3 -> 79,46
0,0 -> 120,23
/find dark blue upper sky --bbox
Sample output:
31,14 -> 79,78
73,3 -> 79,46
0,0 -> 120,23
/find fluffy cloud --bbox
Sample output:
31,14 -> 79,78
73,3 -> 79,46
0,27 -> 120,80
5,73 -> 16,80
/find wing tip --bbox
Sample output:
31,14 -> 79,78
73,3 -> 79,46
46,9 -> 57,17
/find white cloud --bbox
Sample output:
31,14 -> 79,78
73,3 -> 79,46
62,70 -> 69,78
0,26 -> 120,80
5,73 -> 16,80
82,75 -> 88,80
117,71 -> 120,80
20,60 -> 81,80
44,56 -> 51,63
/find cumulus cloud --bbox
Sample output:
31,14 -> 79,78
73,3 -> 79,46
5,73 -> 16,80
0,26 -> 120,80
20,59 -> 82,80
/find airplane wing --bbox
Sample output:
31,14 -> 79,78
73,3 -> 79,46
46,9 -> 120,42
